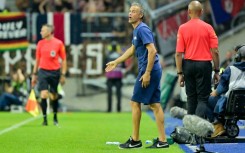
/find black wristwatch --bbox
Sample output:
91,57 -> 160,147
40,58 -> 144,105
177,72 -> 183,75
214,69 -> 220,73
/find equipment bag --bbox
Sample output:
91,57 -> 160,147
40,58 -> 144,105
170,126 -> 197,145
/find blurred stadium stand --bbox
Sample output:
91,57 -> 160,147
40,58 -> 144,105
1,0 -> 245,111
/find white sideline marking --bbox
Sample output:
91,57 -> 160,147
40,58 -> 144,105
0,115 -> 41,135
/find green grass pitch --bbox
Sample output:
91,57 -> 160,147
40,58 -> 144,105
0,112 -> 184,153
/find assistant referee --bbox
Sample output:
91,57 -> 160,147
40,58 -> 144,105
32,24 -> 67,126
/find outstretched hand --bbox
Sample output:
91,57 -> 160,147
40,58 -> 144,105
105,61 -> 117,72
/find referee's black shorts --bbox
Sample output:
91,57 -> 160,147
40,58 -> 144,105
37,68 -> 60,94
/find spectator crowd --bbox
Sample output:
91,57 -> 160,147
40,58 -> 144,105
14,0 -> 125,13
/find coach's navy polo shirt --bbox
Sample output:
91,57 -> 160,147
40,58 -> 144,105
132,22 -> 161,72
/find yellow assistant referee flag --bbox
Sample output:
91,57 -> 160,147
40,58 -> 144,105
25,89 -> 39,117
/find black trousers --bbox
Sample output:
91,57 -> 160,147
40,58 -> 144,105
183,60 -> 212,118
107,78 -> 122,112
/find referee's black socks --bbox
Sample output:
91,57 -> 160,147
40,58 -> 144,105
41,98 -> 47,121
52,99 -> 59,121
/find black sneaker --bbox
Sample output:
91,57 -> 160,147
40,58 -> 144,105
54,119 -> 58,126
118,136 -> 142,149
54,121 -> 58,126
42,120 -> 48,126
146,138 -> 169,149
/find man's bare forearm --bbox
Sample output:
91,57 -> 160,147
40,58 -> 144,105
32,59 -> 39,74
175,52 -> 183,73
115,45 -> 134,64
61,59 -> 67,75
211,48 -> 220,70
146,44 -> 156,72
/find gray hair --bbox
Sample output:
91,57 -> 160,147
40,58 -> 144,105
131,2 -> 144,19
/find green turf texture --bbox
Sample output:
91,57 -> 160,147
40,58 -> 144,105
0,112 -> 184,153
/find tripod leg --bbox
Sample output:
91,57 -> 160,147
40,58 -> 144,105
196,137 -> 218,153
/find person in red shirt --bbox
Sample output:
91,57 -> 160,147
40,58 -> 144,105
175,1 -> 220,118
32,24 -> 67,126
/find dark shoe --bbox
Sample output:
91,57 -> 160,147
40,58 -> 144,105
118,136 -> 142,149
146,138 -> 169,149
54,119 -> 58,126
42,120 -> 48,126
